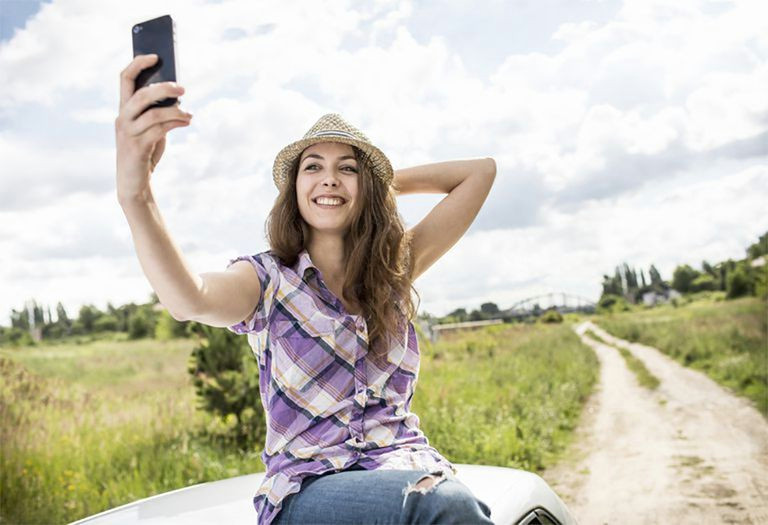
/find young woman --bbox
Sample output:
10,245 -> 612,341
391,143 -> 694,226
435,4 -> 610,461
116,54 -> 496,525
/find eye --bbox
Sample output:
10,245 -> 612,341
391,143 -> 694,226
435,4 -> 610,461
304,163 -> 319,171
342,165 -> 358,172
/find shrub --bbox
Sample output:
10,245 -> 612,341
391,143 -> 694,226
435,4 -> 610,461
727,266 -> 751,299
93,315 -> 119,333
539,309 -> 563,323
127,309 -> 150,339
187,325 -> 265,451
155,310 -> 188,341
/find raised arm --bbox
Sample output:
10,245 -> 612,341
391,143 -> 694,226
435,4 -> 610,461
393,158 -> 496,281
119,194 -> 261,327
115,54 -> 260,328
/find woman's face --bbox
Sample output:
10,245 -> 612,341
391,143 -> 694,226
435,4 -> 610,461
296,141 -> 360,237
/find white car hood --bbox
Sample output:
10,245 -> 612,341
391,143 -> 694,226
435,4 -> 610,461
70,463 -> 575,525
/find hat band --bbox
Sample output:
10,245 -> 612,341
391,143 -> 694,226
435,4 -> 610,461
310,129 -> 357,140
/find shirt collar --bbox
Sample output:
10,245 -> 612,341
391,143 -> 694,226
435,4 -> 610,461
296,247 -> 406,315
296,247 -> 319,282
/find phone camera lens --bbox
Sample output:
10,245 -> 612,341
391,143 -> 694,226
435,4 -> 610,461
133,25 -> 142,34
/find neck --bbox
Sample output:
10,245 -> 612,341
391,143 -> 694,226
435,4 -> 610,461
307,233 -> 346,284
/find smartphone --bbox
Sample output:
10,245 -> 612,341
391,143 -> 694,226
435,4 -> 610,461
131,15 -> 179,113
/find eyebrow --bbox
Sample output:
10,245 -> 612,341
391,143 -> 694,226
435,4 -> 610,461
300,153 -> 356,164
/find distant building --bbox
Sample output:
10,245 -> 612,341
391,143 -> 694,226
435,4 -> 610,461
642,289 -> 682,307
750,255 -> 766,268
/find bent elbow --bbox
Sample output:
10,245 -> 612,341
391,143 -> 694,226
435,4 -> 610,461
485,157 -> 497,177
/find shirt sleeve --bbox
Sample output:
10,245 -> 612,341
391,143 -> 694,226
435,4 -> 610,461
225,253 -> 276,335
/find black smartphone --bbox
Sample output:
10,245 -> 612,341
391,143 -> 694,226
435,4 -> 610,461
132,15 -> 178,113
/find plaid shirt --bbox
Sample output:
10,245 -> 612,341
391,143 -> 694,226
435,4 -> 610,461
226,248 -> 457,525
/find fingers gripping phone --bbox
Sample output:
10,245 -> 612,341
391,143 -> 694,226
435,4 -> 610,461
132,15 -> 179,114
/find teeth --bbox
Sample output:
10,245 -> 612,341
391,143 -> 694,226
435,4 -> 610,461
315,197 -> 344,206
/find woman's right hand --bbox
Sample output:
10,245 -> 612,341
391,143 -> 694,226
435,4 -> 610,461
114,54 -> 193,203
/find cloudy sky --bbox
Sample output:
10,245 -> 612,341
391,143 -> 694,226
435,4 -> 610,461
1,0 -> 766,325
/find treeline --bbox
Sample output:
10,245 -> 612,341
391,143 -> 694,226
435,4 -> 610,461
0,293 -> 193,348
432,302 -> 502,324
599,231 -> 767,310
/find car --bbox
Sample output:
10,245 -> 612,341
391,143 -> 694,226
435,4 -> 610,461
70,463 -> 576,525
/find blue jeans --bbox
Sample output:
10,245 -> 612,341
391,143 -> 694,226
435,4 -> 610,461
272,464 -> 494,524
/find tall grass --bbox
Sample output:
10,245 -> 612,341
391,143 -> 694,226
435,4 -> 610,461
596,297 -> 767,416
1,322 -> 597,523
414,323 -> 598,471
0,340 -> 262,525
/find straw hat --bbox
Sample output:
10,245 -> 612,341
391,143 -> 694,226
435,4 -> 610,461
272,113 -> 394,190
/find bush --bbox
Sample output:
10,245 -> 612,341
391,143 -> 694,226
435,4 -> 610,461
128,309 -> 150,339
690,274 -> 716,293
0,327 -> 35,347
538,309 -> 563,323
597,294 -> 630,313
187,325 -> 265,451
154,310 -> 188,341
727,266 -> 752,299
93,315 -> 119,333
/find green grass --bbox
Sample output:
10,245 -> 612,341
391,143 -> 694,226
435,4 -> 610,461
1,322 -> 598,523
584,329 -> 660,390
414,322 -> 598,472
595,296 -> 767,416
0,340 -> 263,525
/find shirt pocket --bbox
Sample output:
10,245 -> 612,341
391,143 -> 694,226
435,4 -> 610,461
270,312 -> 338,395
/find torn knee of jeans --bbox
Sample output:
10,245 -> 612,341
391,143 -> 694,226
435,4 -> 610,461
401,469 -> 452,505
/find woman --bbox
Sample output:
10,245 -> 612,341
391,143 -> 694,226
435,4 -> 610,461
116,54 -> 497,525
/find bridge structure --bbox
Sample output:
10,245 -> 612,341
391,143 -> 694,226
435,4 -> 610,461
503,292 -> 597,320
424,292 -> 598,341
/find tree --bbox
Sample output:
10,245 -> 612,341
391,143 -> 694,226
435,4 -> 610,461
128,308 -> 150,339
77,304 -> 103,332
690,274 -> 716,293
56,302 -> 70,326
746,231 -> 768,259
648,264 -> 663,287
539,308 -> 563,323
468,309 -> 485,321
447,308 -> 468,322
726,265 -> 752,298
480,302 -> 499,315
155,309 -> 187,340
672,264 -> 699,293
10,308 -> 29,331
188,325 -> 265,450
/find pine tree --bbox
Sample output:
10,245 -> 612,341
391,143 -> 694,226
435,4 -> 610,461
188,325 -> 265,451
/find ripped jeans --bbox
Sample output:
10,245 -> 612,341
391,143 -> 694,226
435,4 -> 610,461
272,463 -> 494,524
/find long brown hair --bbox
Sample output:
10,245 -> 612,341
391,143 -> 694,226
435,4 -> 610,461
266,144 -> 419,359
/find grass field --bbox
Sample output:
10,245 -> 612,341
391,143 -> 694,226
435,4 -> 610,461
595,296 -> 767,416
0,322 -> 597,524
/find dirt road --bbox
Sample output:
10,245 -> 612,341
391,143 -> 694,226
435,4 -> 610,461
542,321 -> 768,525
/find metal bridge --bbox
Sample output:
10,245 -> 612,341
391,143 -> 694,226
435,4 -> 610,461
503,293 -> 597,319
424,292 -> 597,341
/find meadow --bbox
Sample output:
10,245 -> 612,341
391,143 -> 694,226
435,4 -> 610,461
0,322 -> 597,524
596,296 -> 767,416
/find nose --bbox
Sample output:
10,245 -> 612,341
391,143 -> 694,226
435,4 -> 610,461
321,172 -> 340,187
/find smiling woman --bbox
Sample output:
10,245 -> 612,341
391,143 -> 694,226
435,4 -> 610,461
117,99 -> 496,524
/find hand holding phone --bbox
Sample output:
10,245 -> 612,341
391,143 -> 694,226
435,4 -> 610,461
132,15 -> 179,114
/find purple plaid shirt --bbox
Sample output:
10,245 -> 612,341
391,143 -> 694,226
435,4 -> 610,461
226,248 -> 457,525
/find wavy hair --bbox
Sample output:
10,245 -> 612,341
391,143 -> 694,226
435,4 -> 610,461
265,144 -> 419,360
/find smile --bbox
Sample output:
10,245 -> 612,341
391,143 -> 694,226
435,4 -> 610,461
313,197 -> 346,208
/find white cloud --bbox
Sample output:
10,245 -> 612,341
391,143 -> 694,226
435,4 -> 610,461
0,0 -> 766,325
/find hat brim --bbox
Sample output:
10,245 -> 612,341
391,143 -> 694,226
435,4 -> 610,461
272,135 -> 393,190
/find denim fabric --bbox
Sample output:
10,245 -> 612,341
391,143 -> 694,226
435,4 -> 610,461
272,464 -> 494,525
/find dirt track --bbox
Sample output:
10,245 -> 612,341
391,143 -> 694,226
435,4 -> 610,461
541,321 -> 768,525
